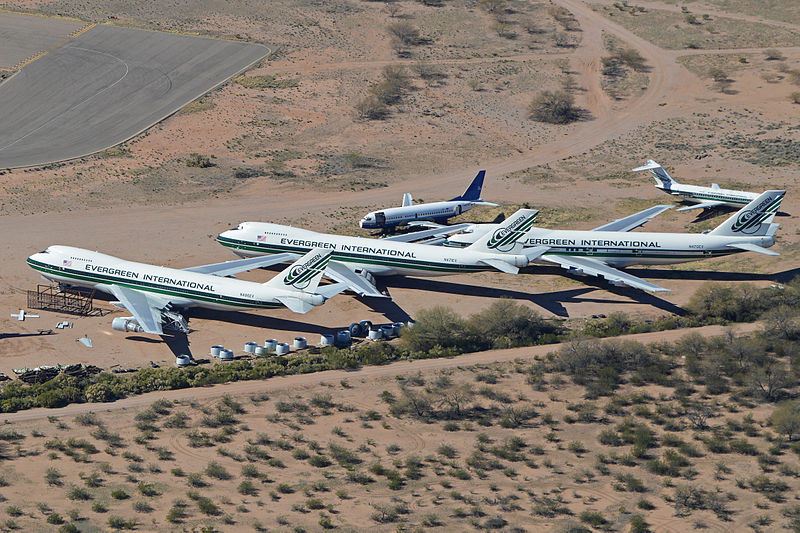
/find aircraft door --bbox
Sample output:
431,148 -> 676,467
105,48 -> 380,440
375,212 -> 386,226
455,205 -> 462,215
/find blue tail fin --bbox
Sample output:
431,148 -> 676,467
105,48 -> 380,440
451,170 -> 486,202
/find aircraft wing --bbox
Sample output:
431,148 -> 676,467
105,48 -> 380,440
676,200 -> 725,212
107,285 -> 165,334
540,255 -> 670,292
324,261 -> 389,298
183,253 -> 300,276
592,205 -> 673,232
383,223 -> 473,243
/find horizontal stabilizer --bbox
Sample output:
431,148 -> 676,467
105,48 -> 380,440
540,255 -> 670,292
711,183 -> 720,190
523,245 -> 550,263
324,261 -> 388,298
726,242 -> 779,256
593,205 -> 673,232
275,296 -> 314,314
402,192 -> 413,207
316,282 -> 349,299
676,201 -> 724,212
479,258 -> 518,274
184,253 -> 300,276
469,201 -> 499,207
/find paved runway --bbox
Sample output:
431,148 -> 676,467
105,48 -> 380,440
0,25 -> 269,169
0,13 -> 83,69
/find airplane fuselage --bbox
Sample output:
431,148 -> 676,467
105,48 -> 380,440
659,183 -> 757,208
217,222 -> 528,277
447,228 -> 775,267
360,200 -> 476,229
26,246 -> 305,312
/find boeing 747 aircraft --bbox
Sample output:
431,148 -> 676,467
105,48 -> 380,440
442,191 -> 785,292
27,246 -> 344,335
359,171 -> 497,230
633,160 -> 758,211
218,209 -> 550,298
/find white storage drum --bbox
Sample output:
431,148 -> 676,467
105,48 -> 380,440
175,355 -> 191,367
293,337 -> 307,350
210,345 -> 223,357
264,339 -> 277,352
320,333 -> 335,346
275,342 -> 290,355
254,346 -> 267,356
219,349 -> 234,361
368,328 -> 382,341
244,342 -> 258,353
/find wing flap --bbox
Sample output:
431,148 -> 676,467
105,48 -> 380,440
107,285 -> 165,334
540,255 -> 669,292
184,253 -> 300,276
593,205 -> 673,232
324,261 -> 388,298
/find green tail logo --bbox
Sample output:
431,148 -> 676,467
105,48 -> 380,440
284,253 -> 329,289
487,214 -> 537,252
731,194 -> 783,234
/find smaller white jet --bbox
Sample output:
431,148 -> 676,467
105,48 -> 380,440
359,170 -> 498,230
26,246 -> 344,335
633,159 -> 758,211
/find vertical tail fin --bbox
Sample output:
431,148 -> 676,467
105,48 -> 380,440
265,248 -> 332,293
466,208 -> 539,253
710,190 -> 785,236
451,170 -> 486,201
632,160 -> 677,189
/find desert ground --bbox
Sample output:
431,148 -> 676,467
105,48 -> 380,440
0,0 -> 799,530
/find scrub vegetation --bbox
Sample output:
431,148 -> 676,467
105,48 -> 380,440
1,280 -> 798,413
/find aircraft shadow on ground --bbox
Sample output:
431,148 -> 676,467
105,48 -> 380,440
0,332 -> 55,340
625,266 -> 800,284
382,275 -> 645,318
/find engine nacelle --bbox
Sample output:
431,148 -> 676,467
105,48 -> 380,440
112,317 -> 144,333
567,267 -> 586,276
302,293 -> 325,306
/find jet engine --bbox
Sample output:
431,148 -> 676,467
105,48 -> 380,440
112,317 -> 144,333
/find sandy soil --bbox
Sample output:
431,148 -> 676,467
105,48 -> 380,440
0,0 -> 797,528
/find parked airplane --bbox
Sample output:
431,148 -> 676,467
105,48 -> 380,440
440,191 -> 785,292
217,209 -> 550,298
633,159 -> 758,211
26,246 -> 344,335
359,170 -> 498,230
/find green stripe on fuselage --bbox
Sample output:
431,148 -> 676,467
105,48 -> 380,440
27,258 -> 280,309
216,236 -> 488,274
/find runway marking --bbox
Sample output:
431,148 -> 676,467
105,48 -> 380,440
69,22 -> 96,39
9,50 -> 48,71
0,46 -> 130,153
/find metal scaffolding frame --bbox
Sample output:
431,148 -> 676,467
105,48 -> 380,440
27,284 -> 101,316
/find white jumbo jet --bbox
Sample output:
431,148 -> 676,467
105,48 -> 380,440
359,170 -> 498,230
217,209 -> 551,298
633,159 -> 758,211
26,246 -> 345,335
441,190 -> 785,292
